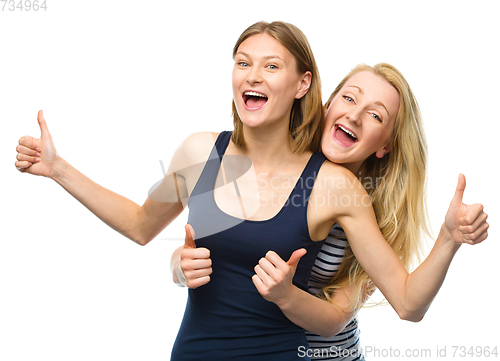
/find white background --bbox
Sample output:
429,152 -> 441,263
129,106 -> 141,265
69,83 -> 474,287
1,1 -> 498,360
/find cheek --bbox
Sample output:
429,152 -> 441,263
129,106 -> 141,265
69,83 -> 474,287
323,109 -> 340,131
231,73 -> 238,91
232,69 -> 245,89
364,128 -> 390,151
276,74 -> 300,97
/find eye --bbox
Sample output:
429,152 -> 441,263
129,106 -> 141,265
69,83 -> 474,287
237,61 -> 249,67
370,113 -> 382,122
342,95 -> 354,103
266,64 -> 278,70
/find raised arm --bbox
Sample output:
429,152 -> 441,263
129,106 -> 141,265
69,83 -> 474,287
15,110 -> 213,245
252,173 -> 487,336
336,173 -> 488,321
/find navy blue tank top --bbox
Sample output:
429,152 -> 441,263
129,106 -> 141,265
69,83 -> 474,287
170,131 -> 327,360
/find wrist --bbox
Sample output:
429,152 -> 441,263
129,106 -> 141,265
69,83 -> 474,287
175,268 -> 188,288
438,223 -> 462,253
48,155 -> 66,181
275,285 -> 300,311
173,255 -> 187,287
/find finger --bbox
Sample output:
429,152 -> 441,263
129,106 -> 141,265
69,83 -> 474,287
252,274 -> 266,295
184,267 -> 213,280
459,211 -> 488,234
258,257 -> 280,280
470,229 -> 488,245
18,136 -> 40,151
180,248 -> 210,261
37,110 -> 51,137
449,173 -> 466,208
463,222 -> 489,244
286,248 -> 307,270
181,258 -> 212,273
186,275 -> 210,289
459,203 -> 485,225
16,144 -> 40,157
184,224 -> 196,249
17,167 -> 30,173
265,251 -> 288,271
15,160 -> 33,169
254,264 -> 273,285
16,153 -> 40,164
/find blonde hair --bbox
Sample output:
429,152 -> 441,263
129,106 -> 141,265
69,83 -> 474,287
231,21 -> 324,153
322,63 -> 430,311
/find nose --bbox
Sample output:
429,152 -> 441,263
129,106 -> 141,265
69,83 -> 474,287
346,107 -> 362,125
247,67 -> 263,86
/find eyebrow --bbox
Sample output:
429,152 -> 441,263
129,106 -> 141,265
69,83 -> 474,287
375,101 -> 390,117
347,85 -> 390,117
235,51 -> 287,63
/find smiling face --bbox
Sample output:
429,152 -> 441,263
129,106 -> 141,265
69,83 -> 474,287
232,33 -> 311,132
321,71 -> 400,174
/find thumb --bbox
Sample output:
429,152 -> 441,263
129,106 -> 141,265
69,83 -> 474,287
450,173 -> 466,208
184,224 -> 196,249
37,110 -> 51,138
286,248 -> 307,270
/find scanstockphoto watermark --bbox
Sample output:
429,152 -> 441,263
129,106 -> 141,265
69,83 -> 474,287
363,345 -> 499,358
298,345 -> 499,359
297,345 -> 362,359
1,0 -> 47,11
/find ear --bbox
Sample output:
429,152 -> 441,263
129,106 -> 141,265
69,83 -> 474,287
375,143 -> 392,159
295,71 -> 312,99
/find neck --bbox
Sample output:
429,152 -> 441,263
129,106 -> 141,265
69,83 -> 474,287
238,122 -> 295,167
342,161 -> 362,175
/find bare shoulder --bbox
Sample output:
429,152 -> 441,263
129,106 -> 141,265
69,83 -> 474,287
314,160 -> 366,195
169,131 -> 219,174
307,160 -> 371,240
147,132 -> 221,203
178,131 -> 219,162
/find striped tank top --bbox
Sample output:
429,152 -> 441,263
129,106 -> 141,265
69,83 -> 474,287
306,224 -> 364,361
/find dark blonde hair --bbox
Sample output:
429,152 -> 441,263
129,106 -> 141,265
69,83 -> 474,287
231,21 -> 323,153
322,63 -> 430,311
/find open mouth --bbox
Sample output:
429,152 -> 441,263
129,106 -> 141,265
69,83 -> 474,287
242,90 -> 268,110
334,124 -> 358,147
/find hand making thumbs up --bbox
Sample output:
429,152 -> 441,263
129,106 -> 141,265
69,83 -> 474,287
177,224 -> 213,289
252,248 -> 307,306
444,174 -> 489,245
15,110 -> 60,178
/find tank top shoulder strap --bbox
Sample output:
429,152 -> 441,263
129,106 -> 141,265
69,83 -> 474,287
214,131 -> 232,158
294,152 -> 327,200
276,152 -> 327,241
189,131 -> 232,199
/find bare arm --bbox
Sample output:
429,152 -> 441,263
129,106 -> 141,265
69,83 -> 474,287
49,157 -> 184,245
15,111 -> 214,245
279,285 -> 358,338
336,173 -> 488,321
253,172 -> 488,334
253,248 -> 369,338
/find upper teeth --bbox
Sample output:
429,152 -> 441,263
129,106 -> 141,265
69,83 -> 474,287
339,125 -> 357,138
244,91 -> 267,98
